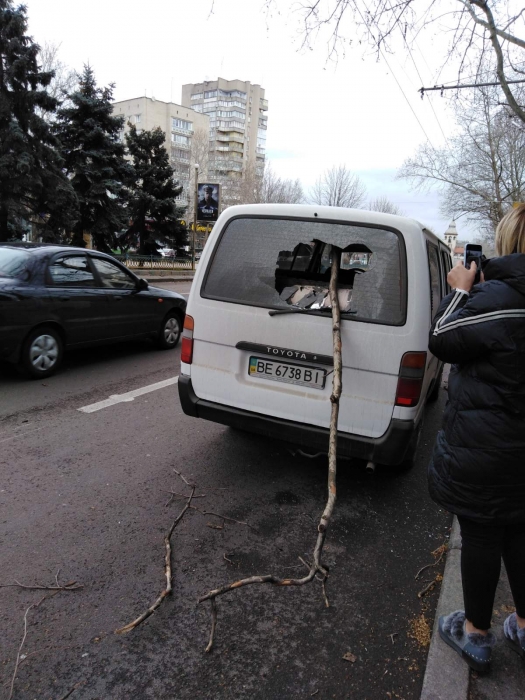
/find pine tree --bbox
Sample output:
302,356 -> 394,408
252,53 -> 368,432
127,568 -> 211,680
125,124 -> 187,254
54,66 -> 132,251
0,0 -> 77,242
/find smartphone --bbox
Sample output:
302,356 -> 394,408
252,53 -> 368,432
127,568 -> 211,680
464,244 -> 483,283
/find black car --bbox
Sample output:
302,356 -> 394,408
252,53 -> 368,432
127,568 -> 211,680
0,244 -> 186,378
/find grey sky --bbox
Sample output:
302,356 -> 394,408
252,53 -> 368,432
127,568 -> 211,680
25,0 -> 472,238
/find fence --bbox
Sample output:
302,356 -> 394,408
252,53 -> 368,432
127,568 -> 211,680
114,254 -> 194,270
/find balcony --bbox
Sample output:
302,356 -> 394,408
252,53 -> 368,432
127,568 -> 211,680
217,124 -> 244,134
260,99 -> 268,111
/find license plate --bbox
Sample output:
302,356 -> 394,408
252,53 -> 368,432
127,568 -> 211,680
249,357 -> 326,390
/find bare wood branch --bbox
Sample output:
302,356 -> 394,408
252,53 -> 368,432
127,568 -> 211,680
197,251 -> 342,651
8,594 -> 47,700
173,468 -> 194,488
115,487 -> 195,634
0,579 -> 82,591
56,680 -> 85,700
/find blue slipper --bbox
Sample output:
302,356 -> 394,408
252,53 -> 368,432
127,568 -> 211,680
503,612 -> 525,660
438,610 -> 495,674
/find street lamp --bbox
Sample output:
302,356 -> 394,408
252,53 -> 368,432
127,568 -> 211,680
192,164 -> 199,271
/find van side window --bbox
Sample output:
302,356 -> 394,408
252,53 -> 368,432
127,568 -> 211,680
441,249 -> 452,295
427,243 -> 441,319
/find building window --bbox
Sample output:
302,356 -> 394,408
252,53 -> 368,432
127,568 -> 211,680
172,133 -> 190,146
134,114 -> 141,123
191,93 -> 203,100
204,90 -> 217,98
172,118 -> 193,132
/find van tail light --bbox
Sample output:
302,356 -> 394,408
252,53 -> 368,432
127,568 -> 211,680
395,352 -> 427,407
181,315 -> 194,364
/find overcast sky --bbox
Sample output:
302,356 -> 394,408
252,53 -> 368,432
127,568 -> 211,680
25,0 -> 472,239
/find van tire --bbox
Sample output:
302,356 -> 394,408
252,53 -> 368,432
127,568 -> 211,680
427,366 -> 443,403
392,420 -> 423,473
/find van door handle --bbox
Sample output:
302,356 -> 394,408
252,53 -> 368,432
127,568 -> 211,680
114,295 -> 123,301
59,295 -> 70,301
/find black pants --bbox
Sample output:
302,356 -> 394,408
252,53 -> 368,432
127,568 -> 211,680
458,516 -> 525,630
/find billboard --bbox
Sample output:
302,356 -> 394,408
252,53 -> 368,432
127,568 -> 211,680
197,183 -> 220,222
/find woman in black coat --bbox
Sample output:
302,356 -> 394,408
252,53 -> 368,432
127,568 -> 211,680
428,204 -> 525,674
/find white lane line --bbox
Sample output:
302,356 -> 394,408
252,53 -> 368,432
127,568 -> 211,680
78,376 -> 179,414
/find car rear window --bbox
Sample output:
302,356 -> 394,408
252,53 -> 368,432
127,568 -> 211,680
0,248 -> 30,278
202,217 -> 406,325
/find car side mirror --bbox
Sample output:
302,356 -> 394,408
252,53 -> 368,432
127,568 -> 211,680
137,278 -> 149,291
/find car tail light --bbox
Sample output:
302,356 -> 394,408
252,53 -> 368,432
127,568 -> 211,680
181,315 -> 194,364
395,352 -> 427,407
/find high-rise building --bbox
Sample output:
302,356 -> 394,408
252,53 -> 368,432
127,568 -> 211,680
112,96 -> 209,207
181,78 -> 268,181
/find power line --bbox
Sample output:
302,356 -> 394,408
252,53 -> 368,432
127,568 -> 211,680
355,1 -> 435,148
387,1 -> 449,145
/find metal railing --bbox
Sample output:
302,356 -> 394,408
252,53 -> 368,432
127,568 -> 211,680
114,254 -> 194,270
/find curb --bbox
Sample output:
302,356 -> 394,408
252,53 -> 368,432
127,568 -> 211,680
420,517 -> 469,700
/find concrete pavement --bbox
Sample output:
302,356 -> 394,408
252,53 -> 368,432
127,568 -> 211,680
420,520 -> 524,699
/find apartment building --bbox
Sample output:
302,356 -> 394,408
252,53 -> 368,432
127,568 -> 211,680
181,78 -> 268,181
112,97 -> 209,206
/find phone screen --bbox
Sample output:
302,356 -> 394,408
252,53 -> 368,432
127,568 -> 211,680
464,244 -> 482,268
464,244 -> 483,283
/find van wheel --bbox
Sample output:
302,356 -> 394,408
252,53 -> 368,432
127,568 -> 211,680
21,326 -> 63,379
392,420 -> 423,473
157,312 -> 181,349
427,366 -> 444,403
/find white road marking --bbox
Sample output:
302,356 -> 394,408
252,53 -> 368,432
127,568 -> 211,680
78,376 -> 179,413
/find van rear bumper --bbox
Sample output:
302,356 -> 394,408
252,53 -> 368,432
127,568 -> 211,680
178,375 -> 416,466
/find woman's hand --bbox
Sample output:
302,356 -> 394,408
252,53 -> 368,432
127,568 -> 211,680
447,260 -> 484,292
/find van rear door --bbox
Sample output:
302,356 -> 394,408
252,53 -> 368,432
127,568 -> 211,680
187,216 -> 408,439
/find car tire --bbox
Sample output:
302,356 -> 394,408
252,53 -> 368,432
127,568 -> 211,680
427,365 -> 444,403
21,326 -> 63,379
157,312 -> 181,350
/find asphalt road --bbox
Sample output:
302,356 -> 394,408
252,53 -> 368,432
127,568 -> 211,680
0,280 -> 451,700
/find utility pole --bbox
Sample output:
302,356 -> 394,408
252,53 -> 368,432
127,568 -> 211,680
193,164 -> 199,271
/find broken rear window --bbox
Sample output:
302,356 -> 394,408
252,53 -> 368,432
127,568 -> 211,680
202,217 -> 406,325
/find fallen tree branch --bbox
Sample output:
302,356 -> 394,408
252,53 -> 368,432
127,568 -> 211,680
56,679 -> 85,700
0,579 -> 82,592
197,248 -> 342,652
115,486 -> 195,634
414,544 -> 447,580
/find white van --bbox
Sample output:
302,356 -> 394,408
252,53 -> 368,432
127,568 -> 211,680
178,204 -> 452,469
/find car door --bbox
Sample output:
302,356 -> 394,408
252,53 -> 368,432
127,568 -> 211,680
89,256 -> 159,338
46,253 -> 110,345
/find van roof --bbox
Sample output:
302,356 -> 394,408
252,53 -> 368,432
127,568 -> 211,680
215,203 -> 444,246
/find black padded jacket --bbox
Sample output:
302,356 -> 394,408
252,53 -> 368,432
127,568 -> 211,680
427,254 -> 525,524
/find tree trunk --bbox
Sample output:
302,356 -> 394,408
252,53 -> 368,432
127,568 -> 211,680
0,204 -> 9,242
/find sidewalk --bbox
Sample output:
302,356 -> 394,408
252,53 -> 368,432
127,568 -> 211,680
420,517 -> 524,699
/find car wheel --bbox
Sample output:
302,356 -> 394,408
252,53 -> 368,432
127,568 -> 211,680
22,326 -> 63,379
157,312 -> 181,350
427,365 -> 444,403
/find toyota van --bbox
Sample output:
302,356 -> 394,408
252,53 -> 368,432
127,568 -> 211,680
178,204 -> 452,469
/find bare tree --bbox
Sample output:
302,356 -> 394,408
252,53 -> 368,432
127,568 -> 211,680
266,0 -> 525,124
398,86 -> 525,239
258,162 -> 304,203
368,195 -> 404,215
310,165 -> 367,208
37,41 -> 77,116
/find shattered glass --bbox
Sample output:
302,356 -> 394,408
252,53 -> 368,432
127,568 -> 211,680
203,218 -> 405,325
